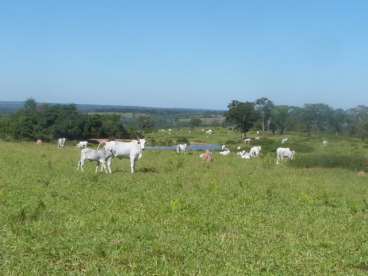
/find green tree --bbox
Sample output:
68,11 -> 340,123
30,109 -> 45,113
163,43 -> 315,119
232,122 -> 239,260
270,106 -> 289,134
225,100 -> 259,138
190,118 -> 202,128
255,97 -> 274,131
137,115 -> 155,132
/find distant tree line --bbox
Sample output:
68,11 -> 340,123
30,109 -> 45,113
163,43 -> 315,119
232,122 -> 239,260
0,99 -> 129,141
226,97 -> 368,139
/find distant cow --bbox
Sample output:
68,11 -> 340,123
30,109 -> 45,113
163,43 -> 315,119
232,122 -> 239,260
238,151 -> 251,159
281,138 -> 288,144
176,144 -> 188,153
206,129 -> 213,135
244,138 -> 252,144
36,139 -> 43,145
57,138 -> 66,148
200,150 -> 213,162
76,141 -> 88,149
276,147 -> 295,164
323,140 -> 328,146
77,148 -> 113,173
219,148 -> 231,156
250,146 -> 262,158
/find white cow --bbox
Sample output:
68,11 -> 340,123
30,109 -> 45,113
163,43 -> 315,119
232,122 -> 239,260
244,138 -> 252,144
250,146 -> 262,158
77,141 -> 88,148
276,147 -> 295,164
323,140 -> 328,146
206,129 -> 213,135
281,138 -> 288,144
176,144 -> 188,153
104,139 -> 146,174
57,138 -> 66,148
237,150 -> 251,159
77,148 -> 113,173
219,149 -> 231,156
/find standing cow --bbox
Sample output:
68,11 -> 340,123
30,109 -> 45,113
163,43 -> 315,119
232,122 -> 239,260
276,147 -> 295,164
57,138 -> 66,148
176,144 -> 188,153
104,139 -> 146,174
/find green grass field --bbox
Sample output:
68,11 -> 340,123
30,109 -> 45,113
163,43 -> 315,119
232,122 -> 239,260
1,130 -> 368,274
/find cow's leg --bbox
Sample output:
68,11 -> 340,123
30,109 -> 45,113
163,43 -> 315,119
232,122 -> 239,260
130,156 -> 136,174
107,157 -> 112,174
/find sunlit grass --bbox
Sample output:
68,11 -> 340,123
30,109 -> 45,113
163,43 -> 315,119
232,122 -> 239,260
1,131 -> 368,274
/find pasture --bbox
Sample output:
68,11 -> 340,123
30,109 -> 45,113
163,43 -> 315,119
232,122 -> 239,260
1,131 -> 368,274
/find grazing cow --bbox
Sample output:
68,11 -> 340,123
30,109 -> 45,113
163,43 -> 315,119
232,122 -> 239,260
323,140 -> 328,146
206,129 -> 213,135
77,148 -> 113,173
104,139 -> 146,174
244,138 -> 252,144
276,147 -> 295,164
176,143 -> 188,153
76,141 -> 88,148
200,150 -> 213,162
281,138 -> 288,144
250,146 -> 262,157
57,138 -> 66,148
36,139 -> 43,145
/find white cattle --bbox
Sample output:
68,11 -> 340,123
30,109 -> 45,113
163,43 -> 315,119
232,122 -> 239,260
276,147 -> 295,164
281,138 -> 288,144
244,138 -> 252,144
57,138 -> 66,148
104,139 -> 146,174
77,141 -> 88,148
176,143 -> 188,153
256,131 -> 260,135
323,140 -> 328,146
219,149 -> 231,156
77,148 -> 113,173
206,129 -> 213,135
240,151 -> 252,159
250,146 -> 262,157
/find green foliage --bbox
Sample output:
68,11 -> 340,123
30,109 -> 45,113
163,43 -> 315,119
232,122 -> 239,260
225,100 -> 259,136
0,99 -> 128,141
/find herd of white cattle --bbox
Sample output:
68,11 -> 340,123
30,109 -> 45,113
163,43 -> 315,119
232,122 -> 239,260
55,135 -> 328,174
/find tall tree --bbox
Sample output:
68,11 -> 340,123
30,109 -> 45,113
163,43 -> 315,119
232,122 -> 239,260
255,97 -> 274,131
225,100 -> 259,138
270,106 -> 289,134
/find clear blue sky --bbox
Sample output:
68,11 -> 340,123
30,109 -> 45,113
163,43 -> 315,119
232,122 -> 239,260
1,1 -> 367,109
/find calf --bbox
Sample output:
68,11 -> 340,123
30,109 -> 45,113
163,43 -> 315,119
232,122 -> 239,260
76,141 -> 88,149
77,148 -> 113,173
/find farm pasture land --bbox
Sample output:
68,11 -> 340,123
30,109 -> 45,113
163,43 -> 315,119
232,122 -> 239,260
1,130 -> 368,274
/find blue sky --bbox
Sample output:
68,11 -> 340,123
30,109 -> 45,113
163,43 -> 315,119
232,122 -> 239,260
0,1 -> 367,109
